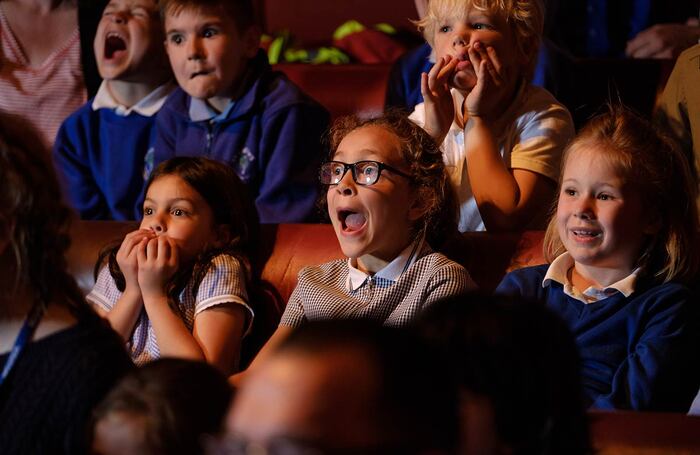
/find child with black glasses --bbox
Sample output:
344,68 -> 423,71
239,112 -> 475,375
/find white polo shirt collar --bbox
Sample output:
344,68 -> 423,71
92,81 -> 174,117
346,235 -> 425,291
543,252 -> 639,303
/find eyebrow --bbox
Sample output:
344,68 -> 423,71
333,148 -> 384,161
143,197 -> 195,205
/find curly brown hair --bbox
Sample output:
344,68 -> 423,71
325,111 -> 458,248
543,105 -> 700,285
0,114 -> 91,318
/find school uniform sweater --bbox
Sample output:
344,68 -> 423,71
53,104 -> 156,220
153,50 -> 330,223
496,264 -> 700,412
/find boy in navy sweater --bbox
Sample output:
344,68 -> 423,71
154,0 -> 330,223
53,0 -> 174,220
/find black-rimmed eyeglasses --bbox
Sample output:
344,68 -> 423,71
319,161 -> 412,186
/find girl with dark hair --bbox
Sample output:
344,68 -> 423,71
88,157 -> 259,374
0,114 -> 131,454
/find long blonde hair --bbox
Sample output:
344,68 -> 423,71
544,106 -> 699,285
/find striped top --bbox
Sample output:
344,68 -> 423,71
0,6 -> 86,149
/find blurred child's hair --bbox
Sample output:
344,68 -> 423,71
274,319 -> 459,453
417,293 -> 591,455
543,105 -> 700,284
326,111 -> 458,248
98,157 -> 260,315
417,0 -> 544,81
93,358 -> 233,455
160,0 -> 257,33
0,114 -> 92,319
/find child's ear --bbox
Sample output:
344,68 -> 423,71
407,191 -> 429,222
212,224 -> 232,248
242,25 -> 262,59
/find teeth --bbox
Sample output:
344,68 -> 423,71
106,31 -> 124,40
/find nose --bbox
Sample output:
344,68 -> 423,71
573,196 -> 596,220
150,213 -> 166,234
451,25 -> 469,49
335,168 -> 357,196
187,37 -> 204,60
110,11 -> 127,25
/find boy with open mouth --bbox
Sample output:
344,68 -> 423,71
53,0 -> 173,221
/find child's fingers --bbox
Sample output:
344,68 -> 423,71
485,45 -> 502,75
420,72 -> 433,101
467,43 -> 482,74
136,237 -> 148,264
426,56 -> 445,92
146,237 -> 158,262
484,45 -> 504,86
437,56 -> 458,83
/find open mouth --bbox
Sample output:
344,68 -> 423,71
104,32 -> 127,59
571,229 -> 601,239
338,209 -> 367,233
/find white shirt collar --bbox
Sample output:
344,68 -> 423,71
346,235 -> 425,291
92,81 -> 174,117
542,252 -> 639,304
189,97 -> 235,122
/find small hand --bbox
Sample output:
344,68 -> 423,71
625,23 -> 700,59
116,229 -> 156,292
136,235 -> 179,300
421,55 -> 459,143
464,41 -> 506,121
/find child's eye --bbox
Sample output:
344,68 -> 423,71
471,22 -> 493,31
362,167 -> 377,177
202,27 -> 219,38
563,188 -> 577,196
131,8 -> 148,18
597,193 -> 613,201
143,207 -> 154,216
168,34 -> 184,45
439,25 -> 452,33
172,208 -> 187,216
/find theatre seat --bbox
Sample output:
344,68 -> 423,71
274,63 -> 392,121
65,221 -> 545,301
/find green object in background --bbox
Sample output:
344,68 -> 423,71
333,20 -> 366,41
374,23 -> 396,35
284,47 -> 349,64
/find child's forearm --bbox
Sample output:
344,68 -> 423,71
464,117 -> 523,230
103,288 -> 145,342
142,294 -> 206,361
